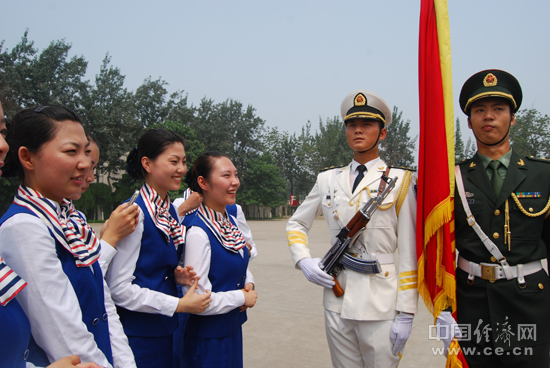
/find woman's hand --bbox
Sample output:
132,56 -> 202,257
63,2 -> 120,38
241,285 -> 257,309
178,192 -> 203,216
47,355 -> 103,368
174,265 -> 197,286
100,203 -> 140,247
239,283 -> 256,311
176,277 -> 211,313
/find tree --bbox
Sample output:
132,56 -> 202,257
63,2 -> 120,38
81,54 -> 141,188
265,127 -> 304,197
379,106 -> 417,167
0,30 -> 89,115
510,109 -> 550,157
190,98 -> 266,184
310,116 -> 351,173
239,153 -> 288,210
455,117 -> 465,163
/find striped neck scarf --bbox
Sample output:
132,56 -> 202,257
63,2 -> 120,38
0,257 -> 27,306
196,203 -> 245,253
13,186 -> 101,267
140,184 -> 185,249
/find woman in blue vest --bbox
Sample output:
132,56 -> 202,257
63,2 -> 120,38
105,128 -> 211,368
182,151 -> 258,368
0,106 -> 126,367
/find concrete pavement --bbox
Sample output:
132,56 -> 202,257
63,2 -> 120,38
243,218 -> 446,368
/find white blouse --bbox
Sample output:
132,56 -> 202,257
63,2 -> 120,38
0,212 -> 136,368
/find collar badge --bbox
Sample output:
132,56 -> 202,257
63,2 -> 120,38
517,158 -> 525,166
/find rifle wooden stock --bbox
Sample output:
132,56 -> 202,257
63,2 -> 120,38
332,277 -> 344,297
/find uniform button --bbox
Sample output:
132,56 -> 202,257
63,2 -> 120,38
349,201 -> 354,206
243,276 -> 246,280
92,318 -> 99,326
493,232 -> 500,239
385,271 -> 389,277
23,349 -> 30,361
102,313 -> 108,321
327,202 -> 331,207
494,209 -> 500,216
539,283 -> 544,290
529,207 -> 534,212
490,256 -> 497,262
165,276 -> 169,280
237,283 -> 241,288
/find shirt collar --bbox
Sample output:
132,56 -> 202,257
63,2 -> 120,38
478,149 -> 513,170
351,157 -> 380,173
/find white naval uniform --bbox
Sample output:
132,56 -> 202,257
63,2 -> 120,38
286,158 -> 418,368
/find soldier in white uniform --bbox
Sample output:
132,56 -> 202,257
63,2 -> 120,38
286,90 -> 418,368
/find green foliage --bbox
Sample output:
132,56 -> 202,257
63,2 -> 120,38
189,98 -> 265,182
0,177 -> 20,214
454,117 -> 465,163
73,183 -> 113,220
0,30 -> 89,115
379,106 -> 417,167
112,174 -> 143,207
510,109 -> 550,157
81,54 -> 142,187
239,153 -> 287,208
311,116 -> 351,173
1,32 -> 424,216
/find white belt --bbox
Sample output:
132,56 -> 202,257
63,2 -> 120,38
458,256 -> 545,284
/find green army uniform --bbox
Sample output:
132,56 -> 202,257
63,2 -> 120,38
455,152 -> 550,349
454,69 -> 550,366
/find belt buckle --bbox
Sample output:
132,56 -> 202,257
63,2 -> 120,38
481,264 -> 497,283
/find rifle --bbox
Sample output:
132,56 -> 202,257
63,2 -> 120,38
319,174 -> 398,297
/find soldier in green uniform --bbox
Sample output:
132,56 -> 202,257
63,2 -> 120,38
452,69 -> 550,367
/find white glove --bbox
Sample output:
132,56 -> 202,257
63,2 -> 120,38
390,312 -> 414,356
298,258 -> 335,288
436,311 -> 462,354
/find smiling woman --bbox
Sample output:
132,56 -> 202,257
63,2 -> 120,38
104,128 -> 211,368
180,151 -> 257,368
0,106 -> 128,367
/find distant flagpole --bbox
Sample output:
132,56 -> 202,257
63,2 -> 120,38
417,0 -> 468,366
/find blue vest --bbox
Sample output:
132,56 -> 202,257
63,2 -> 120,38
117,195 -> 183,337
184,213 -> 249,339
0,204 -> 113,367
0,298 -> 31,368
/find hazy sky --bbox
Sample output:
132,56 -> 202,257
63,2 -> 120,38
2,1 -> 549,144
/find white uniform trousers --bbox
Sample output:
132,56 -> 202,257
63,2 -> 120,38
325,309 -> 400,368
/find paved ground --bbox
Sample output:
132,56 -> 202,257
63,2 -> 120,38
93,218 -> 447,367
242,218 -> 446,368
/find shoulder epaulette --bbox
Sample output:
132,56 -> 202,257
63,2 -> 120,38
319,165 -> 346,173
526,156 -> 550,164
390,165 -> 416,172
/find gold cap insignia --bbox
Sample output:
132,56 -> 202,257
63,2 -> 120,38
518,158 -> 525,166
354,93 -> 367,107
469,162 -> 476,168
483,73 -> 498,87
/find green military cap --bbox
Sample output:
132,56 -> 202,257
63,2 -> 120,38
340,90 -> 392,126
459,69 -> 522,115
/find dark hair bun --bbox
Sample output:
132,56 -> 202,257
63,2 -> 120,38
126,147 -> 141,178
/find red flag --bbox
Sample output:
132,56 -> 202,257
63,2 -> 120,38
417,0 -> 468,366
